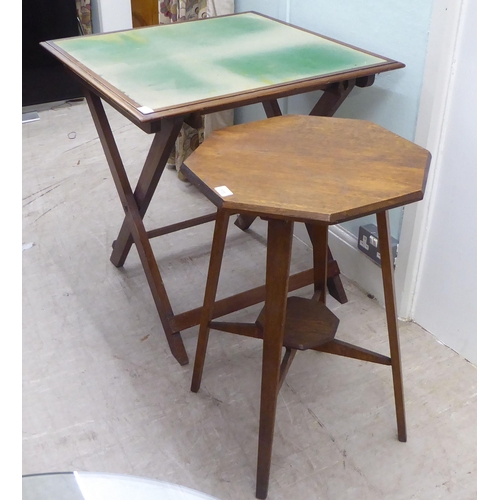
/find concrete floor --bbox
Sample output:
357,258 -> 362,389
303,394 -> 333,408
22,101 -> 476,499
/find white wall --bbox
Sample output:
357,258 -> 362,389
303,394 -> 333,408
235,0 -> 288,20
91,0 -> 132,33
411,0 -> 477,364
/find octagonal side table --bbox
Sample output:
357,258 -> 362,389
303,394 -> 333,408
181,115 -> 431,499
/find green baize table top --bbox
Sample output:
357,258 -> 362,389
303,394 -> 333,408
48,12 -> 391,118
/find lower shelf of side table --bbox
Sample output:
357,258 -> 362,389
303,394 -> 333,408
256,296 -> 340,351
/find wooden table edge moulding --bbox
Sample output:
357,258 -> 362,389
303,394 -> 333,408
41,11 -> 405,366
181,114 -> 432,498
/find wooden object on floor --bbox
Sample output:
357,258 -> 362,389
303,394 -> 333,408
182,114 -> 431,499
41,12 -> 404,365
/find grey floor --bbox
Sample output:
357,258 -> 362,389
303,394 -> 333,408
22,101 -> 476,500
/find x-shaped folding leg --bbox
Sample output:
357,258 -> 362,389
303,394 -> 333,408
84,88 -> 189,366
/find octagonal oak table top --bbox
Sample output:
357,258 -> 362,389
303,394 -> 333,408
181,114 -> 432,225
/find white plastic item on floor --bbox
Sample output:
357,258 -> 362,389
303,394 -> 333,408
22,472 -> 221,500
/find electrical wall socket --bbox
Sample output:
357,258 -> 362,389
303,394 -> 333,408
357,223 -> 398,267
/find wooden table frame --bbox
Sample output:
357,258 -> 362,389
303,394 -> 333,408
42,13 -> 404,366
191,209 -> 406,499
180,114 -> 430,498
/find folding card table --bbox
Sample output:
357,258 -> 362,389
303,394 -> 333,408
42,12 -> 404,366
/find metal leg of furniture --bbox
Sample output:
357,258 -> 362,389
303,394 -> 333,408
84,88 -> 188,366
376,210 -> 407,442
256,218 -> 294,500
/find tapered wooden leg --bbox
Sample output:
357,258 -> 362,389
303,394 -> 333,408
278,348 -> 296,392
309,79 -> 356,116
256,218 -> 294,499
191,209 -> 230,393
307,224 -> 329,303
262,99 -> 283,118
84,88 -> 188,366
306,223 -> 347,304
234,214 -> 257,231
376,211 -> 407,442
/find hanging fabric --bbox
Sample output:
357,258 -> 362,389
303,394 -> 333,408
75,0 -> 92,35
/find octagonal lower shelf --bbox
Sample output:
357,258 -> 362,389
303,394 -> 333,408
256,296 -> 340,351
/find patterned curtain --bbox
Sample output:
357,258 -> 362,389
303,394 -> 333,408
159,0 -> 234,180
160,0 -> 207,22
75,0 -> 92,35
